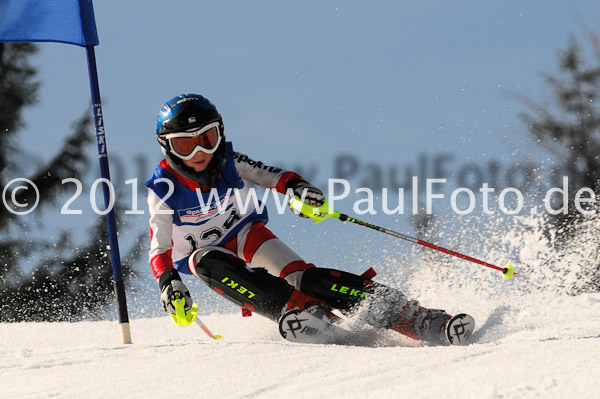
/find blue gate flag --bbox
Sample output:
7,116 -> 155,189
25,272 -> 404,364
0,0 -> 98,46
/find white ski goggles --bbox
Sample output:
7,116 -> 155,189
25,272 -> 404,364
163,122 -> 222,160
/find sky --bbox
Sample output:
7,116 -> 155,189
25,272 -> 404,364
7,0 -> 600,314
23,1 -> 600,178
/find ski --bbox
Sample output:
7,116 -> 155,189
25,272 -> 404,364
279,309 -> 476,346
278,309 -> 353,345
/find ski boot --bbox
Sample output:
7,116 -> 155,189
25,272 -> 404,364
390,301 -> 475,346
283,289 -> 340,324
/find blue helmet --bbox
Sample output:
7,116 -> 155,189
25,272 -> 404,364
156,94 -> 226,186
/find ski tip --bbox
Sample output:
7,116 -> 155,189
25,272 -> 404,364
445,313 -> 475,346
278,309 -> 315,342
278,308 -> 351,344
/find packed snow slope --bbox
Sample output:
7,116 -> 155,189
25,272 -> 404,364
3,214 -> 600,398
1,292 -> 599,399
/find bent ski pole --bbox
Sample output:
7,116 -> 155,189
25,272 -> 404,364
289,197 -> 517,279
172,296 -> 224,339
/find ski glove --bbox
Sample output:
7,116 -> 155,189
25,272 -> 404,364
286,178 -> 325,218
159,269 -> 192,315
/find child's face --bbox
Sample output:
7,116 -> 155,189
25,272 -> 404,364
182,150 -> 214,172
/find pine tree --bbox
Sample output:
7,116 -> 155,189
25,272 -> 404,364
520,32 -> 600,293
0,43 -> 143,321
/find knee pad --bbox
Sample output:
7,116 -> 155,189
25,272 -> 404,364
189,247 -> 295,321
188,246 -> 234,279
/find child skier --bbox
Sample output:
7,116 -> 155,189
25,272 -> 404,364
146,93 -> 474,345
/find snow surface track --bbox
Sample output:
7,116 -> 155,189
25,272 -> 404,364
3,214 -> 600,398
2,293 -> 599,399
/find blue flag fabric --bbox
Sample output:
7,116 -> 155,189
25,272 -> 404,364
0,0 -> 98,46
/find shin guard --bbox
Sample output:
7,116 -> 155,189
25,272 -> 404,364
299,267 -> 374,311
190,249 -> 295,321
299,267 -> 407,328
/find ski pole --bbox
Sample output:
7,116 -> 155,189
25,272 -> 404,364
172,296 -> 224,339
194,317 -> 224,340
289,197 -> 517,279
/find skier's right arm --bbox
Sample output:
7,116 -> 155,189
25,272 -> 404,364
147,188 -> 192,314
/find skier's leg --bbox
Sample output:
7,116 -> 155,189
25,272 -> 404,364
188,246 -> 332,322
226,223 -> 455,344
299,267 -> 453,344
223,222 -> 314,289
249,238 -> 452,344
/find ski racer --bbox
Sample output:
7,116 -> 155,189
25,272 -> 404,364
146,93 -> 473,345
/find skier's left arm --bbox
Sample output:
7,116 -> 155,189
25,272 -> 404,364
233,151 -> 324,208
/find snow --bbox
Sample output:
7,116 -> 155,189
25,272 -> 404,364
3,211 -> 600,398
2,292 -> 599,399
